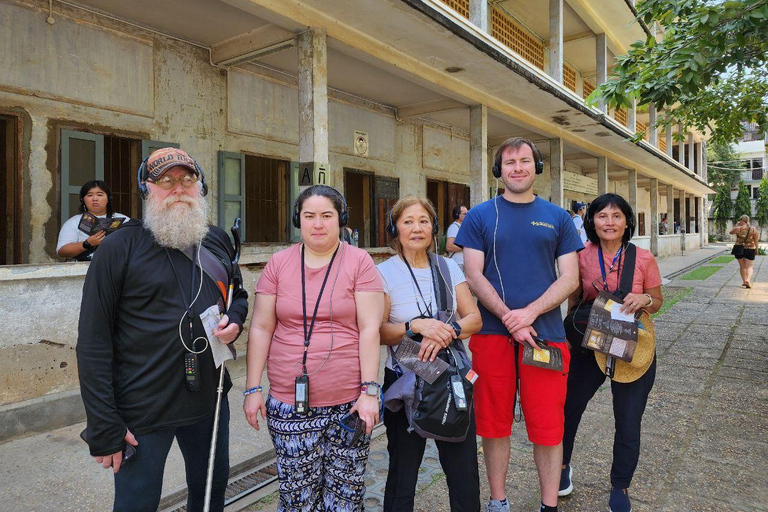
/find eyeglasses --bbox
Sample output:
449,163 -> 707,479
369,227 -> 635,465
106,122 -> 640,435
150,174 -> 199,190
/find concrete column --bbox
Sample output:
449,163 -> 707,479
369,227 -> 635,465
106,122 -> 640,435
550,138 -> 564,208
677,125 -> 685,165
688,133 -> 695,172
648,103 -> 658,147
700,195 -> 707,246
469,104 -> 488,207
679,189 -> 687,233
596,33 -> 607,112
469,0 -> 489,33
627,99 -> 637,134
666,184 -> 675,226
650,177 -> 659,255
666,128 -> 673,157
298,28 -> 329,174
597,156 -> 609,195
702,140 -> 708,183
627,169 -> 637,229
548,0 -> 563,84
695,141 -> 704,177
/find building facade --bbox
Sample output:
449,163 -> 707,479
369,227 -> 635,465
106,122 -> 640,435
0,0 -> 712,437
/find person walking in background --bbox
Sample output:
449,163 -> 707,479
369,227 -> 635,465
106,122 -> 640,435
455,137 -> 582,512
445,204 -> 468,272
77,148 -> 248,512
57,180 -> 128,261
377,196 -> 482,511
571,203 -> 587,245
729,215 -> 759,288
243,185 -> 384,511
560,193 -> 663,512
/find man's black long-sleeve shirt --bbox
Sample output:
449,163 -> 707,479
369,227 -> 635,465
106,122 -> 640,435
76,221 -> 249,456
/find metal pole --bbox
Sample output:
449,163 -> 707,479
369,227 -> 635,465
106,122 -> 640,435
204,218 -> 241,512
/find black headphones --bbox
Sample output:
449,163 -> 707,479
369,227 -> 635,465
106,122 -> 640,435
492,139 -> 544,178
291,185 -> 349,229
136,156 -> 209,200
386,205 -> 439,239
583,199 -> 636,241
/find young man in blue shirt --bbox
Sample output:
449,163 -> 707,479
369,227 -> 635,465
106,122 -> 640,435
455,137 -> 582,512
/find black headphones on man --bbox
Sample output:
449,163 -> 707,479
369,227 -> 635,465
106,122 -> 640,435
492,138 -> 544,178
386,205 -> 439,239
136,156 -> 209,200
291,185 -> 349,229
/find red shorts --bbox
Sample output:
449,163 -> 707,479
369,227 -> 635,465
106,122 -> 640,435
469,334 -> 571,445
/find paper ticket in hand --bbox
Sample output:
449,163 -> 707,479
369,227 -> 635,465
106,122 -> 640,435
200,304 -> 236,368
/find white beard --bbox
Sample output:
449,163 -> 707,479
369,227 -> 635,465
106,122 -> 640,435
143,193 -> 210,250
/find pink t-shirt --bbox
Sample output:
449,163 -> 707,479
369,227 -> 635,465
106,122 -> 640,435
256,243 -> 383,406
579,242 -> 662,302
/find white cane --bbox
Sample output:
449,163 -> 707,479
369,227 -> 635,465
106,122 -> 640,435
204,218 -> 241,512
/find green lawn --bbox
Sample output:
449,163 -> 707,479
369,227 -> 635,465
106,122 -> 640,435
680,265 -> 722,281
653,286 -> 693,319
710,256 -> 735,264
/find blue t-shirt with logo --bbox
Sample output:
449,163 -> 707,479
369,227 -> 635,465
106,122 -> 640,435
454,196 -> 583,342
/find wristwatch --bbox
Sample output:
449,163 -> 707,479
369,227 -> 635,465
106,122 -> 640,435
450,321 -> 462,339
361,381 -> 381,397
82,240 -> 94,250
404,320 -> 415,338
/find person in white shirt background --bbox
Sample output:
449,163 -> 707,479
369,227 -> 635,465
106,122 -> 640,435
571,202 -> 587,246
57,180 -> 128,261
445,204 -> 468,272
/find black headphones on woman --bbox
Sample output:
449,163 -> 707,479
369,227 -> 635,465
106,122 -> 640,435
291,185 -> 349,228
386,206 -> 439,239
136,156 -> 209,200
492,139 -> 544,178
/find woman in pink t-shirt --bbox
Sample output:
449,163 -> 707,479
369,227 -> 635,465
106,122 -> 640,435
559,194 -> 663,512
243,185 -> 384,511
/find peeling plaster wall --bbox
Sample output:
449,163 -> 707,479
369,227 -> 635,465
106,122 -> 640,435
0,1 -> 467,408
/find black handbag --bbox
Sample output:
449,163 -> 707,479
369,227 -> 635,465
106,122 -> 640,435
731,244 -> 744,257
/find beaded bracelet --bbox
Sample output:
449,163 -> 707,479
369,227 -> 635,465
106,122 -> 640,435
243,385 -> 263,396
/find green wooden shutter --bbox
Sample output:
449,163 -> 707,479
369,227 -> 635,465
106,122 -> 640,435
60,130 -> 104,223
218,151 -> 246,241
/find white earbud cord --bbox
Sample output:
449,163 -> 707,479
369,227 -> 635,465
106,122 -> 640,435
178,242 -> 209,354
493,181 -> 506,304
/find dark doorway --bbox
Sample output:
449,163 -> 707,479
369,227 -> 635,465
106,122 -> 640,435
373,176 -> 399,248
426,179 -> 470,234
245,155 -> 290,243
638,212 -> 646,237
0,116 -> 22,265
104,136 -> 142,219
344,170 -> 373,247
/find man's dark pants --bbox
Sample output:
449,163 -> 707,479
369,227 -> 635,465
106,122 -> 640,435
113,398 -> 230,512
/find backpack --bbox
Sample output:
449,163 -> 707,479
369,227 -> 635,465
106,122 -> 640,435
384,254 -> 475,442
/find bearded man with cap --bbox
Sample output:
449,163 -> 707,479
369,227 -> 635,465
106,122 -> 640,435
76,148 -> 249,512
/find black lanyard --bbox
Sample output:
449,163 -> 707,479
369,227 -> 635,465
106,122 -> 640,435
597,244 -> 624,293
301,243 -> 340,374
402,254 -> 439,318
166,247 -> 198,345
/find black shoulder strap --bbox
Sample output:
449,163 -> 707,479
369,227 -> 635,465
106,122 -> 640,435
430,253 -> 455,317
615,243 -> 637,300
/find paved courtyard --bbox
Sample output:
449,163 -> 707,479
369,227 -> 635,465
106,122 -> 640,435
249,254 -> 767,512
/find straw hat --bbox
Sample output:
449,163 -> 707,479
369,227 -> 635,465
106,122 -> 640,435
595,310 -> 656,383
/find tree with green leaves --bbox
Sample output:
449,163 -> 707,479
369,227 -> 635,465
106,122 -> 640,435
591,0 -> 768,146
733,180 -> 752,223
712,185 -> 733,236
706,140 -> 743,189
756,177 -> 768,239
